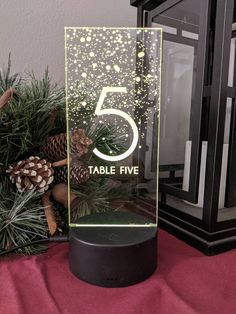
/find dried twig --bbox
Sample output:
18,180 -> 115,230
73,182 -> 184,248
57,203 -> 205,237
0,88 -> 15,111
52,158 -> 71,167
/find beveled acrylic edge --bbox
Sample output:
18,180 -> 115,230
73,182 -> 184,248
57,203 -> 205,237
64,27 -> 163,30
69,223 -> 157,227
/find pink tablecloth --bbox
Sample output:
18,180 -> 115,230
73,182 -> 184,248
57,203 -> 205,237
0,230 -> 235,314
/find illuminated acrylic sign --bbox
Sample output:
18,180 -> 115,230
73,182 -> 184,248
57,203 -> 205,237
65,27 -> 162,226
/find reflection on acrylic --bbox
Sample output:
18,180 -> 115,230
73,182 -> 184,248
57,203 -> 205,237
65,27 -> 162,226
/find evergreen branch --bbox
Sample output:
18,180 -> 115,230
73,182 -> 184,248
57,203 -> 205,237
0,189 -> 48,254
71,178 -> 133,222
0,68 -> 66,164
84,124 -> 126,167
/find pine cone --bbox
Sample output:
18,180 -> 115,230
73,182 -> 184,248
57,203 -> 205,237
41,128 -> 93,162
54,165 -> 89,185
41,133 -> 67,162
7,156 -> 54,192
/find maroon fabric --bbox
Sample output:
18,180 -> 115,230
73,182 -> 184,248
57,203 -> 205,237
0,230 -> 235,314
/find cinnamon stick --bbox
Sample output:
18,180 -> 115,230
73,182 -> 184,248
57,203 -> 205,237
42,191 -> 57,235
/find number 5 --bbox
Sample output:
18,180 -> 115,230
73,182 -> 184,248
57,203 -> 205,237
93,87 -> 139,161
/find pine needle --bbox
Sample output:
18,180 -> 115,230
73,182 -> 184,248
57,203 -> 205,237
0,53 -> 21,94
0,189 -> 48,254
71,178 -> 133,222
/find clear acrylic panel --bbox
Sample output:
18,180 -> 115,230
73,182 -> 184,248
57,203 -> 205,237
65,27 -> 162,227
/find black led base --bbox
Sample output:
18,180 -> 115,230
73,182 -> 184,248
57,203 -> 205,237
69,212 -> 157,287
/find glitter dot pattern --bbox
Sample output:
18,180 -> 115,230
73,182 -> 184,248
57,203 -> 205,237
65,27 -> 161,156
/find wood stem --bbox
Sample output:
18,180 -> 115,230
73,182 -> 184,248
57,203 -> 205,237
52,158 -> 70,168
42,190 -> 57,235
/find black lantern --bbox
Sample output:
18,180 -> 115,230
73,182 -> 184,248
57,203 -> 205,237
131,0 -> 236,254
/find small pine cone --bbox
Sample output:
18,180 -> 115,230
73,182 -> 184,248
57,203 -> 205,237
70,165 -> 90,185
41,129 -> 93,162
54,165 -> 89,185
7,156 -> 54,193
71,129 -> 93,156
41,133 -> 67,162
54,166 -> 67,184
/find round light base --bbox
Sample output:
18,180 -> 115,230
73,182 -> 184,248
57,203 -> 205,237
69,212 -> 157,287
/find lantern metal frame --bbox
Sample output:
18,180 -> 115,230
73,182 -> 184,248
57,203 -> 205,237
131,0 -> 236,254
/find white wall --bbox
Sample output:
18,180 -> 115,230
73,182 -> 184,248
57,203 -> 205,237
0,0 -> 136,84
